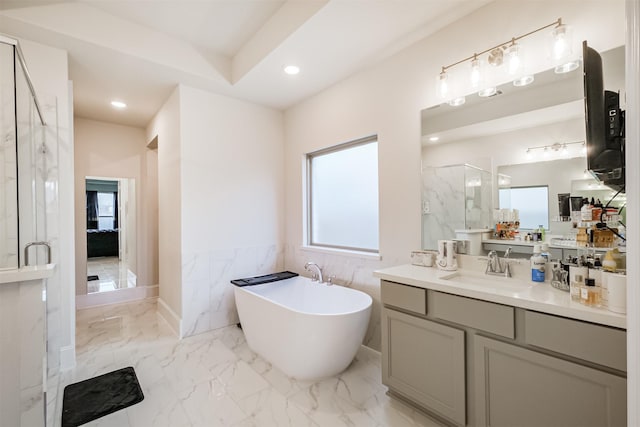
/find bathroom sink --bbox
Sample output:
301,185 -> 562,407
440,271 -> 533,292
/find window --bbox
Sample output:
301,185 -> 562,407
307,136 -> 379,252
97,192 -> 116,230
499,185 -> 549,230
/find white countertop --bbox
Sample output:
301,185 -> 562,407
0,264 -> 56,284
373,264 -> 626,330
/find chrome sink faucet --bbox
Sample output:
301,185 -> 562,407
304,262 -> 323,283
485,248 -> 512,277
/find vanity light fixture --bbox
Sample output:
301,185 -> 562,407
436,18 -> 577,104
525,140 -> 586,159
429,136 -> 439,142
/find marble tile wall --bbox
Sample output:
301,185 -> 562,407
422,165 -> 466,250
180,244 -> 284,338
283,244 -> 403,352
0,279 -> 46,427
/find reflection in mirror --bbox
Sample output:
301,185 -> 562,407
86,177 -> 136,293
498,185 -> 549,230
421,45 -> 624,250
422,164 -> 492,250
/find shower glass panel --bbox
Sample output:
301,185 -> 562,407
422,164 -> 493,250
0,42 -> 19,269
0,37 -> 50,269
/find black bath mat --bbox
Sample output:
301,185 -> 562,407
87,275 -> 99,281
61,366 -> 144,427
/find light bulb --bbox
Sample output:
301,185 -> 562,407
506,43 -> 521,75
526,149 -> 532,159
581,143 -> 587,154
543,147 -> 550,157
478,87 -> 497,97
562,144 -> 569,155
470,57 -> 481,88
513,75 -> 534,86
553,32 -> 567,60
555,60 -> 580,74
438,71 -> 449,99
448,96 -> 466,107
551,23 -> 574,62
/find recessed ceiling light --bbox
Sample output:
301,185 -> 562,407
429,136 -> 439,142
283,65 -> 300,75
111,100 -> 127,109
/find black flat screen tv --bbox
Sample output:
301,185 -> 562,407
583,41 -> 625,192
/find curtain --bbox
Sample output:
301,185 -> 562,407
113,191 -> 119,229
86,191 -> 98,229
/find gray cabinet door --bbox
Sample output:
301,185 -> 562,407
474,335 -> 626,427
382,308 -> 466,425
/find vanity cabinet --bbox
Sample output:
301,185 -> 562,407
380,279 -> 627,427
382,308 -> 466,425
474,335 -> 626,427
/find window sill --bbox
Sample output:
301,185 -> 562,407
300,245 -> 381,260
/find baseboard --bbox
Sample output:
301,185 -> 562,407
76,285 -> 158,309
59,345 -> 76,371
157,297 -> 181,338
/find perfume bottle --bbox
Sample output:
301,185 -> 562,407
580,278 -> 601,307
570,264 -> 587,302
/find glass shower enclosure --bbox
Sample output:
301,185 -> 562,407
0,35 -> 53,269
422,164 -> 493,250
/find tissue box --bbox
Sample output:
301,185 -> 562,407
411,250 -> 435,267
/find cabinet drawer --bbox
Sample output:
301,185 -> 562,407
524,310 -> 626,372
431,291 -> 515,339
381,281 -> 426,315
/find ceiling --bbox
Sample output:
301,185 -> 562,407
0,0 -> 491,128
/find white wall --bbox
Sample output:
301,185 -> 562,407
74,118 -> 158,295
147,84 -> 284,337
18,38 -> 75,371
146,87 -> 182,327
283,0 -> 625,351
178,85 -> 284,336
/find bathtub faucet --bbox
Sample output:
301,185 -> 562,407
304,262 -> 323,283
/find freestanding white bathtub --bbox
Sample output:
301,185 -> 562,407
233,275 -> 372,380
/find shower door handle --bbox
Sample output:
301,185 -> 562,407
24,241 -> 51,266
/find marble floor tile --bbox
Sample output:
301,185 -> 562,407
87,256 -> 136,293
54,299 -> 444,427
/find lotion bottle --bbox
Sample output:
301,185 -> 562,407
531,244 -> 545,282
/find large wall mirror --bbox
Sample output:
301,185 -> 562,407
420,44 -> 624,250
85,176 -> 137,293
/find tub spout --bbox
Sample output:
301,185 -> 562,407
304,262 -> 323,283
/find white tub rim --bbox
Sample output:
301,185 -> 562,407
234,278 -> 372,317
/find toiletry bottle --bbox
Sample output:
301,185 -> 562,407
531,244 -> 545,282
570,262 -> 587,302
581,278 -> 600,307
538,225 -> 545,242
590,267 -> 604,308
581,198 -> 592,223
